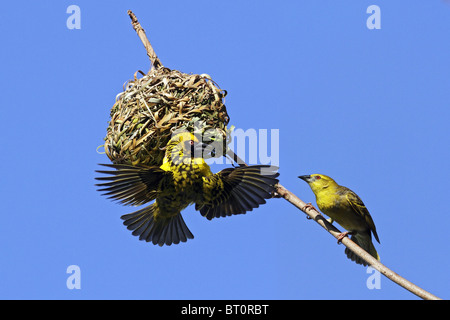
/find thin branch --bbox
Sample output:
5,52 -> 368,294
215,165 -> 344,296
127,10 -> 163,71
125,10 -> 442,301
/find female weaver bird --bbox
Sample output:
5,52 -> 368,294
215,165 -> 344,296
96,132 -> 279,246
299,174 -> 380,266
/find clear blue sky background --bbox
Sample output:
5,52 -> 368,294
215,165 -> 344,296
1,1 -> 449,300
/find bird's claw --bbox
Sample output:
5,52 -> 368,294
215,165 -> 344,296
304,202 -> 317,211
337,231 -> 350,244
303,202 -> 318,219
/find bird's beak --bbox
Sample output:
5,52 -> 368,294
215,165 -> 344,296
298,175 -> 312,183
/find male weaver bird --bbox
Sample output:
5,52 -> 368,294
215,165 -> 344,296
299,174 -> 380,266
96,132 -> 279,246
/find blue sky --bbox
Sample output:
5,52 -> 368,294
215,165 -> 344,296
1,1 -> 449,300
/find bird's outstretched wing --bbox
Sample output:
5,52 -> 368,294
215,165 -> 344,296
195,165 -> 279,220
345,190 -> 380,243
95,163 -> 168,206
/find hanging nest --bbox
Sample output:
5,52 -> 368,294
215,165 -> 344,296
102,67 -> 231,166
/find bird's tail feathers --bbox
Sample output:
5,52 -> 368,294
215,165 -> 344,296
121,204 -> 194,246
345,233 -> 380,266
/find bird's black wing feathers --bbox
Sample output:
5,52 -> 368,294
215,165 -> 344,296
195,165 -> 279,220
345,190 -> 380,243
95,163 -> 168,206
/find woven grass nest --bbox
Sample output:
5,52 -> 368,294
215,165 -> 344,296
103,67 -> 231,166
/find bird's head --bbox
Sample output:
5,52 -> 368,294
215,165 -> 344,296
165,132 -> 208,165
298,174 -> 337,193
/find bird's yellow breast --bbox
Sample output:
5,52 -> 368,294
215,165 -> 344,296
161,157 -> 212,187
316,189 -> 366,232
154,159 -> 212,219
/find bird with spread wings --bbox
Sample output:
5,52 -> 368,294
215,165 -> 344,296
96,132 -> 279,246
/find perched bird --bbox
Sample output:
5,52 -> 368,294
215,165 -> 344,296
299,174 -> 380,266
96,132 -> 279,246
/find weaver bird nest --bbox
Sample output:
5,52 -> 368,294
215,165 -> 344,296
103,67 -> 231,166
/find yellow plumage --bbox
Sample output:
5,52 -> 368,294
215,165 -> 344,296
299,174 -> 380,266
96,132 -> 279,246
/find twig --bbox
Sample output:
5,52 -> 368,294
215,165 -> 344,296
127,10 -> 163,71
125,10 -> 442,301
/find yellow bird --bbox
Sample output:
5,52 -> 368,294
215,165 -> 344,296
96,132 -> 279,246
299,174 -> 380,266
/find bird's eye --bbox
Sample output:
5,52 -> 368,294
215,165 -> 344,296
189,140 -> 195,146
315,176 -> 321,180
